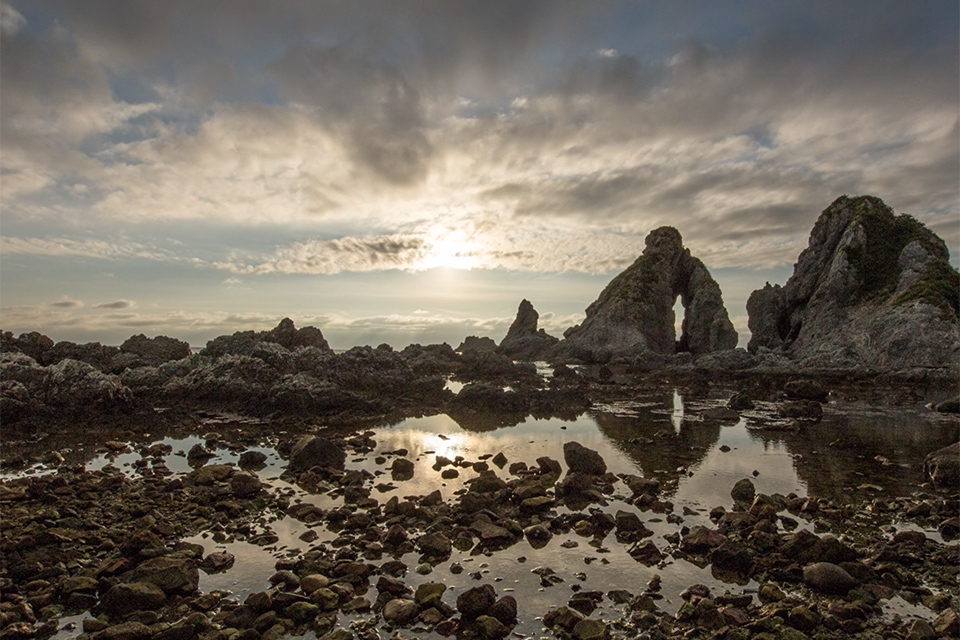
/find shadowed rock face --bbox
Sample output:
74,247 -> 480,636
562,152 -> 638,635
747,195 -> 960,369
497,300 -> 559,361
557,227 -> 738,363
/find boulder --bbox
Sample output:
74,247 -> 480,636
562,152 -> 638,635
382,599 -> 420,626
2,331 -> 54,361
42,341 -> 119,370
417,532 -> 452,559
230,472 -> 262,498
447,383 -> 529,415
99,582 -> 166,617
497,299 -> 559,361
557,227 -> 738,363
43,358 -> 133,411
123,556 -> 199,594
456,336 -> 498,353
924,442 -> 960,490
488,596 -> 518,625
457,584 -> 497,620
679,526 -> 726,553
730,479 -> 756,503
563,441 -> 607,476
288,435 -> 346,472
747,195 -> 960,369
802,562 -> 857,595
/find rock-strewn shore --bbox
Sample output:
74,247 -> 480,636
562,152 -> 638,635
1,426 -> 957,640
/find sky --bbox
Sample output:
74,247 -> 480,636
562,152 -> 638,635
1,1 -> 958,350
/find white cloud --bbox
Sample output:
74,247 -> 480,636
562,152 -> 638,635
0,237 -> 174,261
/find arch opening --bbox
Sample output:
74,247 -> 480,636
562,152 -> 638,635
673,295 -> 690,353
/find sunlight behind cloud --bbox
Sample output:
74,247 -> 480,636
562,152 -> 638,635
419,230 -> 480,271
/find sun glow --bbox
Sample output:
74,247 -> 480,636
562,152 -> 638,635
420,231 -> 479,270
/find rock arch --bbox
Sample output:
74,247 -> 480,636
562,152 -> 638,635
558,227 -> 738,363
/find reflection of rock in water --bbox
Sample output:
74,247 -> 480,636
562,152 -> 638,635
783,403 -> 959,500
591,391 -> 721,496
446,384 -> 591,433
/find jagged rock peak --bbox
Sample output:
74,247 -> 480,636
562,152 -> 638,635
558,226 -> 738,363
747,195 -> 959,369
497,299 -> 559,361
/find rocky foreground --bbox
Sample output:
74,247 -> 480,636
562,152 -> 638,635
1,414 -> 958,640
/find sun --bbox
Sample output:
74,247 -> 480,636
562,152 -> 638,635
420,231 -> 479,270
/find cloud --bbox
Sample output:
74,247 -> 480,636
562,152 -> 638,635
94,300 -> 135,309
50,298 -> 83,309
0,2 -> 25,36
0,237 -> 174,261
217,234 -> 430,275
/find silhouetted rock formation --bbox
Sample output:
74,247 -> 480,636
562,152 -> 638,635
497,300 -> 559,361
115,334 -> 192,369
456,336 -> 498,353
202,317 -> 332,357
557,227 -> 738,363
747,195 -> 960,369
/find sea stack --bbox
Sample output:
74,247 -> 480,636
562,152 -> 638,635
747,195 -> 959,369
558,227 -> 738,363
497,300 -> 559,361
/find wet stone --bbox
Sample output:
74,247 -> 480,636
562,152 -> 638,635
730,478 -> 756,503
803,562 -> 857,595
418,532 -> 452,559
414,582 -> 446,609
238,450 -> 268,469
572,618 -> 607,640
383,599 -> 420,626
457,584 -> 497,620
99,582 -> 166,617
471,614 -> 505,639
124,556 -> 199,594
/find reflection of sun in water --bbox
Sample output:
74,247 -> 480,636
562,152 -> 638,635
425,432 -> 468,460
421,231 -> 478,270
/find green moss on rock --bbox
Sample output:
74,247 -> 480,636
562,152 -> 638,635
837,195 -> 945,299
896,260 -> 960,319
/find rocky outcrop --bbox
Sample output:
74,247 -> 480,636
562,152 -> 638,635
117,334 -> 191,367
557,227 -> 738,363
202,318 -> 332,357
0,353 -> 133,421
747,196 -> 960,369
456,336 -> 498,353
497,300 -> 559,361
